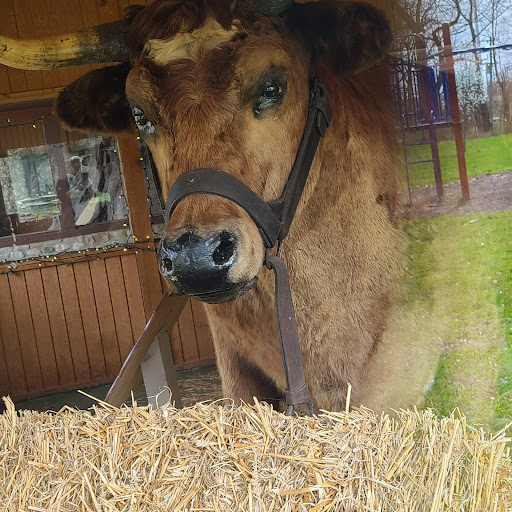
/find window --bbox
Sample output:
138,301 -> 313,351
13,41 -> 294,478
0,103 -> 132,256
1,134 -> 128,233
0,101 -> 166,263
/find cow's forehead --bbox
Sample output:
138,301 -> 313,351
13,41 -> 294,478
130,16 -> 295,95
145,17 -> 242,64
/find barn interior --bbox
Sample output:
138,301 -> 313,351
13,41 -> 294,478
0,0 -> 394,411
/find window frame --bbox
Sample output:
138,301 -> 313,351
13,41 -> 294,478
0,100 -> 132,250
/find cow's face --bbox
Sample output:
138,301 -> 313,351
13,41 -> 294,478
126,14 -> 311,303
55,0 -> 392,303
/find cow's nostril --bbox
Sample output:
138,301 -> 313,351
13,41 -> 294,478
158,243 -> 174,275
160,254 -> 173,274
159,230 -> 246,300
212,232 -> 236,266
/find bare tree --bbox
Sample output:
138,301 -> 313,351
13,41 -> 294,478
493,65 -> 512,131
396,0 -> 512,50
396,0 -> 512,132
394,0 -> 461,51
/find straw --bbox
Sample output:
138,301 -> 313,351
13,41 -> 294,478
0,396 -> 510,511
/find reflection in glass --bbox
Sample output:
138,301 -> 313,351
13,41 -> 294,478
0,135 -> 128,235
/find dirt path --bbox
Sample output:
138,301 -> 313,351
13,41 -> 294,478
398,170 -> 512,217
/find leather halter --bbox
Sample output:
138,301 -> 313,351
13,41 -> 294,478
164,78 -> 332,415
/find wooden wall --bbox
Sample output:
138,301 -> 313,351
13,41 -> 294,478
0,251 -> 214,401
0,122 -> 46,155
0,105 -> 100,157
0,0 -> 217,401
0,112 -> 217,401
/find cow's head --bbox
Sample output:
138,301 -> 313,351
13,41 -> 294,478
0,0 -> 392,303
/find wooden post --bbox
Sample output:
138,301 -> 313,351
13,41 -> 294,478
105,292 -> 188,408
116,130 -> 163,317
115,129 -> 183,407
442,23 -> 471,201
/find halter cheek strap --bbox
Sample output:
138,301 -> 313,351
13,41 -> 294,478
163,78 -> 332,415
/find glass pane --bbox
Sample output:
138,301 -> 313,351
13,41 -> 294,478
139,140 -> 164,218
1,144 -> 60,234
0,128 -> 128,235
63,136 -> 128,227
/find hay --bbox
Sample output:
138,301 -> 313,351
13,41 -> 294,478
0,396 -> 510,512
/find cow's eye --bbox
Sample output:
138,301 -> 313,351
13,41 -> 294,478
264,81 -> 281,99
132,107 -> 156,135
254,78 -> 286,117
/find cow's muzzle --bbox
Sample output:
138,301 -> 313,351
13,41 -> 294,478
158,230 -> 256,303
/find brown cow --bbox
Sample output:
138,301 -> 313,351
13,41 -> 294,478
0,0 -> 427,412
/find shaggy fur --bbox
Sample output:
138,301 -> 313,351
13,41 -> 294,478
55,0 -> 423,412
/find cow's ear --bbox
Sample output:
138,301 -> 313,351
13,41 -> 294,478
284,1 -> 392,74
55,63 -> 133,134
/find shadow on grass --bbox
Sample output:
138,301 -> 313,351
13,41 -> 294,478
401,211 -> 512,432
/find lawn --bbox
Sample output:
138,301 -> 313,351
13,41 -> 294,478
400,211 -> 512,433
403,133 -> 512,188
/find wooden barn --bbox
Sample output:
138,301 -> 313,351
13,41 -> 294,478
0,0 -> 397,403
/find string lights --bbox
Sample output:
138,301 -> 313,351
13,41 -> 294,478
3,238 -> 157,274
0,114 -> 50,129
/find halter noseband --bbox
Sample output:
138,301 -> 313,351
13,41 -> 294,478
163,78 -> 332,415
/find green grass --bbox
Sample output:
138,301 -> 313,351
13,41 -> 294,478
403,133 -> 512,188
401,211 -> 512,432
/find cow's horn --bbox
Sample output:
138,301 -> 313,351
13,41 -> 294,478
0,21 -> 129,70
250,0 -> 294,16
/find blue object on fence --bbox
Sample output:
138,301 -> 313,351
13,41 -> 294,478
441,69 -> 451,119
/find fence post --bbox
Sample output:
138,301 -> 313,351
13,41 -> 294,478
442,23 -> 471,201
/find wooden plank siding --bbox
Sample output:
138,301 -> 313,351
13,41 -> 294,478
0,273 -> 29,396
0,250 -> 214,401
0,0 -> 152,104
23,268 -> 61,390
41,266 -> 77,388
72,260 -> 109,382
0,0 -> 28,97
8,270 -> 44,392
0,122 -> 47,157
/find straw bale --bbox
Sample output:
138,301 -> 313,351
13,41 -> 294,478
0,396 -> 510,511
